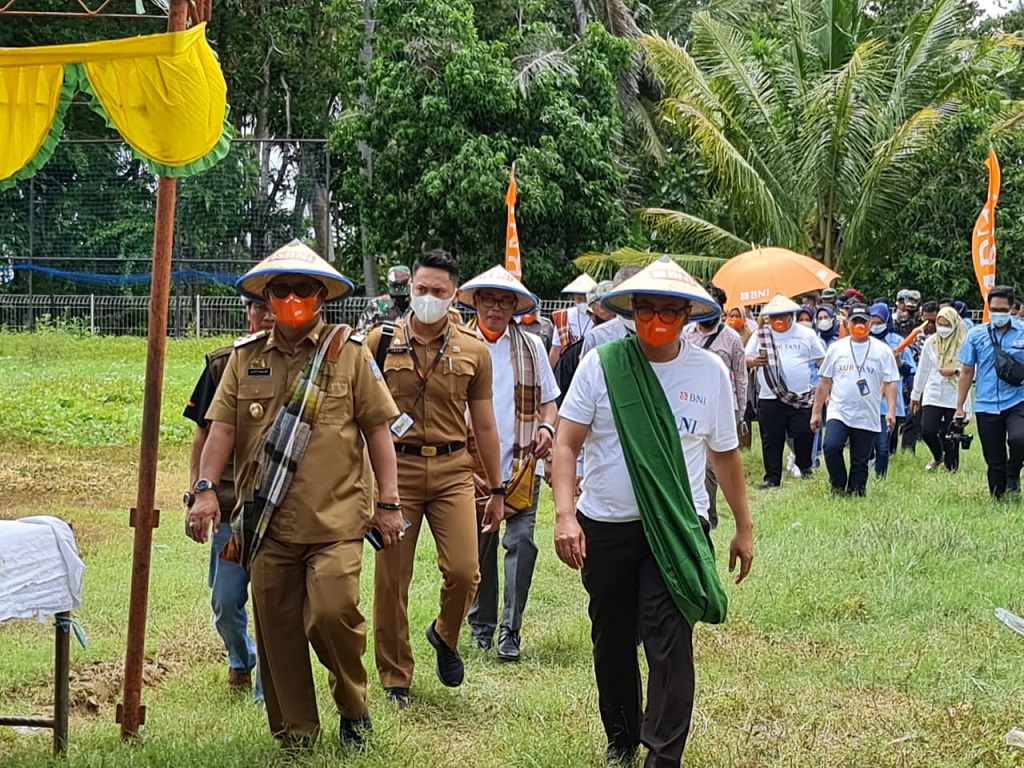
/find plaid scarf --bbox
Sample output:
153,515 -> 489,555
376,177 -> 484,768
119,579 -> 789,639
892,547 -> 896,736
229,324 -> 348,570
467,321 -> 541,479
757,324 -> 813,408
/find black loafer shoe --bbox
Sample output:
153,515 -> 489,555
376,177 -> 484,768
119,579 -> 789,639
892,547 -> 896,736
339,713 -> 372,749
758,480 -> 780,490
425,620 -> 465,687
384,686 -> 410,709
497,628 -> 520,662
606,743 -> 638,765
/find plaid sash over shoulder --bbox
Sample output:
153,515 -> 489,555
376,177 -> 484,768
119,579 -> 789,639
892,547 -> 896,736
468,322 -> 541,514
224,324 -> 349,570
756,325 -> 813,408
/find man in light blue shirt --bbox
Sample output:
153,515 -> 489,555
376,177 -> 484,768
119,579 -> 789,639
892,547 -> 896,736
956,285 -> 1024,498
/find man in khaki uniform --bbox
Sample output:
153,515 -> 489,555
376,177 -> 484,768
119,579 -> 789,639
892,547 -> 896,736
368,249 -> 504,707
187,240 -> 403,749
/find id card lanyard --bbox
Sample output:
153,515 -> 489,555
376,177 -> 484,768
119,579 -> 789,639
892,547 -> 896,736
390,327 -> 453,439
851,339 -> 871,396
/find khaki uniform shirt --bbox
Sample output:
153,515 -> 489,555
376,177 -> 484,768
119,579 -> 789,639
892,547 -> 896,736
206,318 -> 399,543
367,317 -> 492,445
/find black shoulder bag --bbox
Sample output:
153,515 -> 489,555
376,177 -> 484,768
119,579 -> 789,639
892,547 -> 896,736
990,326 -> 1024,386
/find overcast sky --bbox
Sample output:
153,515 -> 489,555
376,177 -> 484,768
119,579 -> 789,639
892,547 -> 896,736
977,0 -> 1018,16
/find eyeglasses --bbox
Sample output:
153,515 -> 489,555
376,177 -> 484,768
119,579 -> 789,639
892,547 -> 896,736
477,294 -> 517,310
634,305 -> 687,322
268,281 -> 321,299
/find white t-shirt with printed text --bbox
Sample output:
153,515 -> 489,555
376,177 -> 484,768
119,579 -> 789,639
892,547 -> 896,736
818,336 -> 900,432
745,323 -> 826,400
559,340 -> 739,523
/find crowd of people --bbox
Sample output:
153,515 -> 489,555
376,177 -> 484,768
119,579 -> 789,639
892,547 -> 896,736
177,241 -> 1022,767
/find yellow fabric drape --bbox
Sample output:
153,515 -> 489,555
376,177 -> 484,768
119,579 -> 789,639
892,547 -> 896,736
0,24 -> 227,182
0,64 -> 65,183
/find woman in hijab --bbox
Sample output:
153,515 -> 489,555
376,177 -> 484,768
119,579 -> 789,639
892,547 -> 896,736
953,300 -> 975,329
796,306 -> 815,329
815,305 -> 840,347
910,307 -> 971,471
868,302 -> 916,478
726,305 -> 756,449
725,305 -> 754,346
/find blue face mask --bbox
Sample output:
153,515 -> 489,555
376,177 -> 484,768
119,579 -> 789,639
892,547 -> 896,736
991,311 -> 1012,328
870,324 -> 886,335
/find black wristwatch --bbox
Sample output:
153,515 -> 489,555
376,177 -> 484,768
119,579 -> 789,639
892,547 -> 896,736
194,478 -> 218,494
490,484 -> 508,497
183,491 -> 196,509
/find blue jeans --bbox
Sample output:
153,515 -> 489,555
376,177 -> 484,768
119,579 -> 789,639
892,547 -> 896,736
873,416 -> 891,478
209,522 -> 262,701
823,419 -> 875,496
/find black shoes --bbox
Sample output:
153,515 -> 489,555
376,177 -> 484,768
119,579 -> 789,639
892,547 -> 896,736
474,634 -> 493,651
425,620 -> 465,687
497,628 -> 521,662
758,480 -> 780,490
339,713 -> 372,749
606,743 -> 638,766
384,686 -> 410,709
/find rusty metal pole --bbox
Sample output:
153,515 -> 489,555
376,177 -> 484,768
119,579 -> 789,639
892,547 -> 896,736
117,0 -> 191,740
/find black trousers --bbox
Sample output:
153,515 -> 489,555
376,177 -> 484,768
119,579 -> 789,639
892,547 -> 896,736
579,513 -> 701,768
758,398 -> 813,485
920,405 -> 959,471
975,401 -> 1024,497
822,419 -> 875,496
897,406 -> 920,453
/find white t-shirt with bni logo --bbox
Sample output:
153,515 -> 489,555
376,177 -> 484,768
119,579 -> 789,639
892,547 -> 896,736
559,341 -> 739,523
745,324 -> 826,400
818,337 -> 900,432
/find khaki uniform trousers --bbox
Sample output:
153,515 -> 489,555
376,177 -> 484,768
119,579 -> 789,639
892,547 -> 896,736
374,450 -> 480,689
250,535 -> 366,739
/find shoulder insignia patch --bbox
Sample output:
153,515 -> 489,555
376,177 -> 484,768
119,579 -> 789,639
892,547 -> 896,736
233,330 -> 269,348
349,332 -> 366,345
368,358 -> 384,381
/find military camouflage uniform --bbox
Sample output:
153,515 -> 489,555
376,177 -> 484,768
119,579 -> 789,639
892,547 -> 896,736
358,296 -> 408,332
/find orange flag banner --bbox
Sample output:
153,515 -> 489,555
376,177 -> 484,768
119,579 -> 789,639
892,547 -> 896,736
505,166 -> 522,279
972,148 -> 1001,322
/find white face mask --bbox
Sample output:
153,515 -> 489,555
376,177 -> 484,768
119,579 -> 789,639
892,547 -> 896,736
936,326 -> 954,338
798,320 -> 813,328
411,293 -> 454,325
817,318 -> 833,332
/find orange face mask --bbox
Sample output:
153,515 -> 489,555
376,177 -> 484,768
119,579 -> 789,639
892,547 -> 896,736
520,313 -> 537,324
636,314 -> 685,347
269,294 -> 319,328
726,316 -> 745,331
477,322 -> 504,343
770,318 -> 790,333
849,321 -> 870,340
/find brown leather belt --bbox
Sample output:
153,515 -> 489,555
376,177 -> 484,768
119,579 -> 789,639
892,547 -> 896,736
394,442 -> 466,458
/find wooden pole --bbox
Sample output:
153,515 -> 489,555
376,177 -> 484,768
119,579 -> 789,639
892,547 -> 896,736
117,0 -> 190,740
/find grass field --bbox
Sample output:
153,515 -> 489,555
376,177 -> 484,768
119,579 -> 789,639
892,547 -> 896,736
3,330 -> 1024,767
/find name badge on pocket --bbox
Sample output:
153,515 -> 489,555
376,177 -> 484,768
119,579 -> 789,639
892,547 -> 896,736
247,367 -> 271,377
857,379 -> 870,396
391,412 -> 414,438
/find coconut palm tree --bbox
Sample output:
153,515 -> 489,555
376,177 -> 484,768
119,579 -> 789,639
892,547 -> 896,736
640,0 -> 1021,274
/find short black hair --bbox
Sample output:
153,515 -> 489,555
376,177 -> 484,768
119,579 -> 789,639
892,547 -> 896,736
921,301 -> 939,314
705,283 -> 727,307
413,249 -> 460,283
989,285 -> 1016,305
938,297 -> 954,307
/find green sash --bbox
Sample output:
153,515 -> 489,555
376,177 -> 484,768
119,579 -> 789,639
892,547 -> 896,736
596,337 -> 728,626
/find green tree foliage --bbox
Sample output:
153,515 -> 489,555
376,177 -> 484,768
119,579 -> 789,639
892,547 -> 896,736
639,0 -> 1022,277
334,0 -> 636,296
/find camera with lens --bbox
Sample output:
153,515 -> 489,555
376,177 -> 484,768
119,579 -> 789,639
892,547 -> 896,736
944,417 -> 974,450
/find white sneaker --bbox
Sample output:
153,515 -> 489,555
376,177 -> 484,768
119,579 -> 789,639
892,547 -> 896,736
786,452 -> 796,472
790,465 -> 802,479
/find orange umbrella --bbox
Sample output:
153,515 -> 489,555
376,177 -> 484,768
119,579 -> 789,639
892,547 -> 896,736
714,247 -> 839,308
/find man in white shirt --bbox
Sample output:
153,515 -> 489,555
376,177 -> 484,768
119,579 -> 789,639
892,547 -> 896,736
550,273 -> 597,365
552,258 -> 753,768
458,266 -> 560,662
811,305 -> 899,496
745,295 -> 826,488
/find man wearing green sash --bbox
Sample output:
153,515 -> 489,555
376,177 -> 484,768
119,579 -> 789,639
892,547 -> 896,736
552,257 -> 754,767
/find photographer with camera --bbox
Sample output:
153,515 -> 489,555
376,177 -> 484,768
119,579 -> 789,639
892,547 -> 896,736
911,307 -> 971,472
956,286 -> 1024,499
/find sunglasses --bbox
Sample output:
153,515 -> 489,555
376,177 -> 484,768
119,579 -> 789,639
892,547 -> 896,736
634,306 -> 687,322
477,294 -> 518,310
268,281 -> 321,299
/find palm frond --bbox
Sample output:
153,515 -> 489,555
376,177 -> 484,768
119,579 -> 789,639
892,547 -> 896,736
574,247 -> 728,282
512,46 -> 579,99
639,208 -> 752,256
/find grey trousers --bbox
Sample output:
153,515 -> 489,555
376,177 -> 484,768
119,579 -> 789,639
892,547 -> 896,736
467,481 -> 541,640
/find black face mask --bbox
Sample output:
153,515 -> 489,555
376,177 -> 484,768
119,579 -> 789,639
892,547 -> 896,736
392,294 -> 410,310
699,318 -> 719,330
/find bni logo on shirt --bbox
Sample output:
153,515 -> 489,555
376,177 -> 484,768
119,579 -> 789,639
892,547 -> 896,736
679,391 -> 708,405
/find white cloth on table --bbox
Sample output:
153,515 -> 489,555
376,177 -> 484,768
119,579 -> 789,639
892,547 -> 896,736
0,516 -> 84,624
